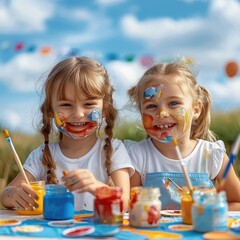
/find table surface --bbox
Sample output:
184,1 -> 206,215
1,209 -> 240,239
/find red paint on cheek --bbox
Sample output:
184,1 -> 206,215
143,114 -> 154,130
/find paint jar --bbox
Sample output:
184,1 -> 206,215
94,186 -> 123,225
192,190 -> 227,232
129,187 -> 161,228
17,181 -> 45,215
181,190 -> 193,224
43,184 -> 74,220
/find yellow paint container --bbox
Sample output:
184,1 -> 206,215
17,181 -> 45,215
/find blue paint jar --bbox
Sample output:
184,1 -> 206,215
192,190 -> 227,232
43,184 -> 74,220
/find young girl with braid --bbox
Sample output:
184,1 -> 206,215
1,56 -> 134,211
124,59 -> 240,210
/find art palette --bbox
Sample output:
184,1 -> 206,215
12,225 -> 43,233
168,224 -> 193,231
48,219 -> 75,227
160,210 -> 182,217
0,219 -> 21,227
203,231 -> 240,240
62,226 -> 95,237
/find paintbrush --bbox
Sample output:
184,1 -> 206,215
217,134 -> 240,192
167,177 -> 183,191
173,138 -> 193,192
54,112 -> 75,139
2,129 -> 30,185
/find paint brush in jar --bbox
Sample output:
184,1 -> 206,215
173,138 -> 193,192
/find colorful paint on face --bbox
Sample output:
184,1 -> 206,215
54,112 -> 76,139
170,107 -> 190,132
54,108 -> 102,139
144,84 -> 165,100
142,113 -> 172,143
88,108 -> 101,124
157,109 -> 169,118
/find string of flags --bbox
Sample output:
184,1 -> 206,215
0,41 -> 161,67
0,41 -> 239,77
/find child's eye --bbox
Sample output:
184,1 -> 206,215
60,103 -> 72,107
146,104 -> 157,109
169,101 -> 179,107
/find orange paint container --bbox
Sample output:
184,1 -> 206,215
181,190 -> 193,225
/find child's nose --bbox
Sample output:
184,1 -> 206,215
74,106 -> 84,118
157,109 -> 169,118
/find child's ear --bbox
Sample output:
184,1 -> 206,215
193,100 -> 202,120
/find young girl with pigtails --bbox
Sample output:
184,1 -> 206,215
124,59 -> 240,210
1,56 -> 134,211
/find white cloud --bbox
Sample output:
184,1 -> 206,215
0,100 -> 39,134
0,53 -> 57,92
106,61 -> 146,108
0,0 -> 55,33
207,77 -> 240,110
120,0 -> 240,76
59,7 -> 113,45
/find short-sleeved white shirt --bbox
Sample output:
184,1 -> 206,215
124,138 -> 225,184
24,138 -> 134,211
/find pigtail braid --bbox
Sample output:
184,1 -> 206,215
103,73 -> 118,186
40,105 -> 58,184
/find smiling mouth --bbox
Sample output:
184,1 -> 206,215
154,123 -> 176,130
65,122 -> 97,134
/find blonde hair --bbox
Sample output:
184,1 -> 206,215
128,60 -> 216,142
40,56 -> 117,184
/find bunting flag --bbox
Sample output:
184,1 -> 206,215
14,42 -> 24,51
40,47 -> 52,55
1,41 -> 238,74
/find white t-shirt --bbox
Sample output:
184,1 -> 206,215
124,138 -> 225,184
24,138 -> 134,211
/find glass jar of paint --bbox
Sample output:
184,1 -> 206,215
129,187 -> 161,228
43,184 -> 74,220
17,181 -> 45,215
94,186 -> 123,225
181,190 -> 193,224
192,190 -> 227,232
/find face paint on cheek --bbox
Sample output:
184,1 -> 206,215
88,108 -> 101,125
142,113 -> 172,143
54,112 -> 76,139
170,107 -> 190,132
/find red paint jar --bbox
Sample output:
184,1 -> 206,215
94,186 -> 123,225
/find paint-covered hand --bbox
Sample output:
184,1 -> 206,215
3,183 -> 39,210
62,169 -> 106,195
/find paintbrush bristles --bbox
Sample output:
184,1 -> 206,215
2,129 -> 10,138
2,129 -> 30,185
172,138 -> 178,147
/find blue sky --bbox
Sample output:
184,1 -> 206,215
0,0 -> 240,134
